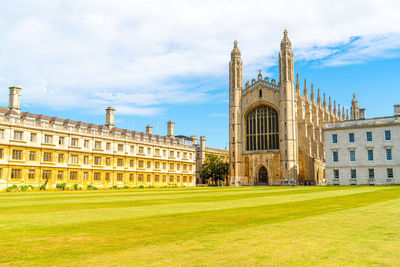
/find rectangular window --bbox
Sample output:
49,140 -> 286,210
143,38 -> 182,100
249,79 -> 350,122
183,176 -> 187,182
162,175 -> 166,182
177,164 -> 180,171
70,155 -> 78,164
138,146 -> 144,154
29,169 -> 35,179
106,158 -> 111,166
129,173 -> 134,182
83,172 -> 88,181
117,158 -> 123,167
169,175 -> 174,182
177,176 -> 180,183
11,169 -> 21,179
43,152 -> 52,162
189,153 -> 192,160
130,159 -> 134,167
94,156 -> 101,165
0,129 -> 4,139
368,169 -> 374,179
106,143 -> 111,150
95,141 -> 102,149
163,150 -> 167,157
118,144 -> 123,152
163,162 -> 166,170
69,171 -> 77,180
332,134 -> 338,144
105,173 -> 110,181
146,174 -> 151,182
169,150 -> 174,157
117,173 -> 123,181
155,148 -> 160,156
13,131 -> 23,140
94,172 -> 101,181
84,140 -> 89,148
42,170 -> 51,180
44,135 -> 53,144
155,162 -> 160,169
367,150 -> 374,161
59,136 -> 64,145
147,148 -> 151,155
386,149 -> 392,160
351,169 -> 357,179
0,149 -> 3,159
387,168 -> 394,178
30,133 -> 37,142
350,150 -> 355,162
58,153 -> 64,163
84,156 -> 89,165
29,151 -> 36,161
138,174 -> 143,182
130,145 -> 135,153
138,160 -> 144,168
333,169 -> 339,179
71,138 -> 79,146
12,150 -> 23,160
385,130 -> 391,141
57,171 -> 63,180
349,133 -> 355,143
333,151 -> 339,162
169,163 -> 174,170
366,132 -> 372,142
177,151 -> 180,158
183,164 -> 187,171
155,175 -> 160,182
147,161 -> 151,169
183,152 -> 188,159
189,165 -> 192,172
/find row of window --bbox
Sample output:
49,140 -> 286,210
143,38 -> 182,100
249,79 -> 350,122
332,148 -> 392,162
5,169 -> 193,183
5,130 -> 193,159
333,168 -> 394,179
332,130 -> 392,144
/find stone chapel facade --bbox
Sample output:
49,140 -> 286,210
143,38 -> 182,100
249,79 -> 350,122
229,30 -> 347,186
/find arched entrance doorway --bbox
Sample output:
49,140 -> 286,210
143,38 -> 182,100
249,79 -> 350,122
258,166 -> 268,185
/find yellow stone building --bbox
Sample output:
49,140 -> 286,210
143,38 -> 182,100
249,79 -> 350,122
0,87 -> 197,190
229,30 -> 349,186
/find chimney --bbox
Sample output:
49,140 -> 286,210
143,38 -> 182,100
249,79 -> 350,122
359,108 -> 366,120
394,105 -> 400,116
146,125 -> 153,135
200,136 -> 206,150
190,135 -> 198,145
105,107 -> 116,129
167,121 -> 174,137
9,86 -> 22,114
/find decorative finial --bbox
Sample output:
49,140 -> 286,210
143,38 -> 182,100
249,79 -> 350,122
284,29 -> 288,37
353,92 -> 356,98
258,70 -> 262,80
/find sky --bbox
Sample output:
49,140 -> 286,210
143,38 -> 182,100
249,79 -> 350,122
0,0 -> 400,149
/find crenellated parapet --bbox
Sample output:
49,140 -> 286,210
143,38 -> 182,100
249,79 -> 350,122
242,71 -> 279,96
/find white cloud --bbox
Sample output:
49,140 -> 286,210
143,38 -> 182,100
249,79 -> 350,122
0,0 -> 400,115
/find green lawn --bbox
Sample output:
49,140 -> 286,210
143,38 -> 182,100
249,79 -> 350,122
1,186 -> 400,266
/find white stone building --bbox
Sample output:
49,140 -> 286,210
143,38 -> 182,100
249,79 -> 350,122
324,103 -> 400,185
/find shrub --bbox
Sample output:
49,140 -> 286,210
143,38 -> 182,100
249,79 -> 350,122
87,185 -> 97,190
138,185 -> 145,188
39,184 -> 47,191
56,183 -> 67,190
122,185 -> 129,189
19,185 -> 30,192
112,185 -> 119,190
73,184 -> 79,190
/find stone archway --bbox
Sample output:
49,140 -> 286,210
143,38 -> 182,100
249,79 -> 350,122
258,166 -> 268,185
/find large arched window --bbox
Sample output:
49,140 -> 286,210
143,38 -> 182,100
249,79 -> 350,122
246,104 -> 279,151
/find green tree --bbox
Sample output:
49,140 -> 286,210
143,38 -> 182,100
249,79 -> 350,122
199,154 -> 229,185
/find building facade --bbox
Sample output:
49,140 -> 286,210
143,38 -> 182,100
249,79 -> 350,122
229,30 -> 349,186
0,87 -> 198,190
324,103 -> 400,185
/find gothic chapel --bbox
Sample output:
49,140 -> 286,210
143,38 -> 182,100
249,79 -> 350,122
229,30 -> 349,186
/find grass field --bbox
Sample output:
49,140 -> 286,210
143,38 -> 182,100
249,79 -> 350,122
1,186 -> 400,266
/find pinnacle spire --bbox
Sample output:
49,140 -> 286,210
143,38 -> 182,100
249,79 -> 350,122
323,92 -> 326,107
317,88 -> 321,104
280,29 -> 292,50
296,73 -> 300,91
231,40 -> 241,58
303,79 -> 308,98
311,84 -> 315,102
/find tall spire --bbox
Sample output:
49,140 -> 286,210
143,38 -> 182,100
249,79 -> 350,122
342,106 -> 345,120
280,29 -> 292,50
304,79 -> 308,98
333,100 -> 336,115
311,84 -> 315,102
296,73 -> 300,91
323,92 -> 326,107
346,109 -> 349,120
231,40 -> 241,59
338,104 -> 341,118
329,96 -> 332,112
350,92 -> 360,120
317,88 -> 321,104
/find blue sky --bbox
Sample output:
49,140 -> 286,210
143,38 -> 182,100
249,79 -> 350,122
0,0 -> 400,149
